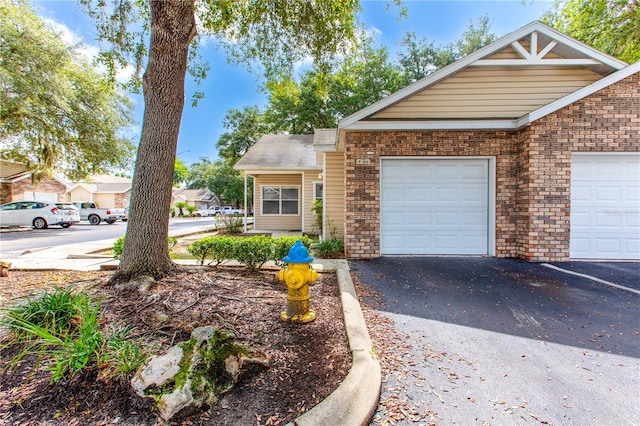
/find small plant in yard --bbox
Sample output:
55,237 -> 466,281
0,288 -> 148,382
311,238 -> 344,258
217,213 -> 244,233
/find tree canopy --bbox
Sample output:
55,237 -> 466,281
0,0 -> 135,181
543,0 -> 640,63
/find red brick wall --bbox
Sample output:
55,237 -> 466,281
9,177 -> 67,202
0,183 -> 12,204
343,72 -> 639,261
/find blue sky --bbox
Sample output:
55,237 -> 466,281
32,0 -> 552,166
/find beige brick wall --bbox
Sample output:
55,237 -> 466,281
344,73 -> 639,261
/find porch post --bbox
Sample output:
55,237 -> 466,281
243,172 -> 248,233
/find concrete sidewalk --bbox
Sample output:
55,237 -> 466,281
2,229 -> 381,426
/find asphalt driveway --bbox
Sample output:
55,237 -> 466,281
351,258 -> 640,425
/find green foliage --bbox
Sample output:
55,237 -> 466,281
398,15 -> 496,82
216,106 -> 270,165
113,236 -> 177,259
234,235 -> 274,270
311,238 -> 345,259
311,199 -> 323,236
174,202 -> 188,217
188,236 -> 236,266
0,0 -> 135,181
186,235 -> 314,269
0,289 -> 146,382
113,236 -> 126,259
174,159 -> 189,187
185,205 -> 199,216
543,0 -> 639,63
101,327 -> 148,378
217,213 -> 244,234
186,159 -> 249,209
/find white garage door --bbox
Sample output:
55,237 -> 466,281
381,158 -> 489,255
571,154 -> 640,259
23,192 -> 58,203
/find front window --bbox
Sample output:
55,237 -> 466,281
314,182 -> 323,202
262,186 -> 299,215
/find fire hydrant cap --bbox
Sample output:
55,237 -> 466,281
283,240 -> 314,263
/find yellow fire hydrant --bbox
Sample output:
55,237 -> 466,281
276,240 -> 319,323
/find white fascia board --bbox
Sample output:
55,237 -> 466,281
313,144 -> 339,152
235,167 -> 322,174
342,119 -> 521,131
528,61 -> 640,123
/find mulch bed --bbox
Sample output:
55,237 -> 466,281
0,268 -> 351,425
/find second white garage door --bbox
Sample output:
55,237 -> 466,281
570,153 -> 640,259
380,158 -> 490,255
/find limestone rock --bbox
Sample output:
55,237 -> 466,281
131,325 -> 269,421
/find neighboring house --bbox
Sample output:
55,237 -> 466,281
172,189 -> 219,210
234,134 -> 324,234
67,175 -> 132,208
235,21 -> 639,262
0,160 -> 71,204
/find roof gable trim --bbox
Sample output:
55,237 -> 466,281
339,21 -> 628,129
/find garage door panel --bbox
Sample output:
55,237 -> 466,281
381,158 -> 489,255
571,154 -> 640,259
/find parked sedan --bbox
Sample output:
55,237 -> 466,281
194,207 -> 218,217
0,201 -> 80,229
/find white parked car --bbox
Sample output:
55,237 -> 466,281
0,201 -> 80,229
194,207 -> 218,217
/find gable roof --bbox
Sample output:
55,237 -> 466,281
339,21 -> 633,132
172,189 -> 216,202
234,134 -> 321,172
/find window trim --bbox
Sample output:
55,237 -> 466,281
261,185 -> 300,216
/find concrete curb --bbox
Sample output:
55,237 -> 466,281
289,268 -> 381,426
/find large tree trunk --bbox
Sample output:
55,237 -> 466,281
111,0 -> 196,283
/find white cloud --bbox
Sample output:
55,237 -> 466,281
43,18 -> 136,85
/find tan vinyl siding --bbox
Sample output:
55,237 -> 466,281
371,66 -> 601,119
324,152 -> 345,239
68,187 -> 92,202
253,174 -> 302,231
94,193 -> 116,208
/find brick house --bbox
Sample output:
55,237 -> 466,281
0,160 -> 71,204
67,175 -> 132,208
236,21 -> 640,261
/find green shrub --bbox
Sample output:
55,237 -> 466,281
187,236 -> 237,266
113,235 -> 178,259
311,238 -> 344,258
235,235 -> 272,270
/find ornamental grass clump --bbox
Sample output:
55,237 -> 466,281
1,288 -> 147,382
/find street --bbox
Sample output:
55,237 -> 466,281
0,217 -> 217,255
